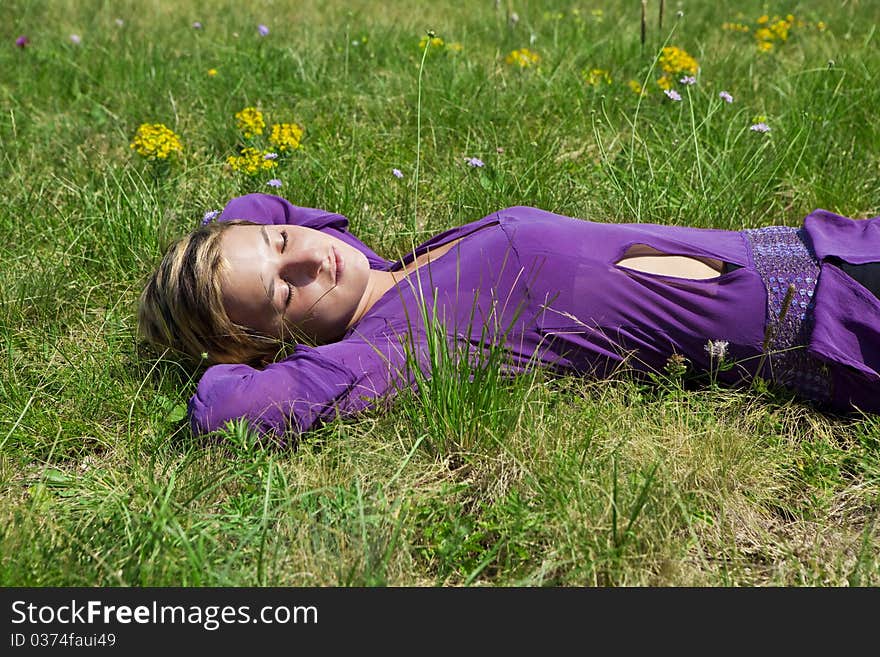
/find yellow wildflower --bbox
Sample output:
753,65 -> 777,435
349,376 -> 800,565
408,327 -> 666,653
770,19 -> 790,41
816,21 -> 827,31
584,68 -> 611,87
447,42 -> 463,52
268,123 -> 304,152
658,46 -> 698,75
627,79 -> 645,96
726,13 -> 799,50
656,75 -> 673,90
419,36 -> 445,50
722,22 -> 750,33
226,147 -> 277,175
207,68 -> 218,76
129,123 -> 183,160
235,107 -> 265,138
505,48 -> 540,68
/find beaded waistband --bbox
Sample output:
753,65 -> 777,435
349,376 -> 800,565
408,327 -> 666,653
743,226 -> 831,403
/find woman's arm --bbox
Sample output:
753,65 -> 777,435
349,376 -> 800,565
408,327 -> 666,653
218,193 -> 392,270
187,333 -> 414,440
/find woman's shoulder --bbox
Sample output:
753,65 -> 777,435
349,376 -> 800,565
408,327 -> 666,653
494,205 -> 575,220
492,206 -> 609,232
218,193 -> 349,228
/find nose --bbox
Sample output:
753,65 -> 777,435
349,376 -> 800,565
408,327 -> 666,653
277,245 -> 323,287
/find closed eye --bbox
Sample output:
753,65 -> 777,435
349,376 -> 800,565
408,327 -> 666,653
279,230 -> 293,307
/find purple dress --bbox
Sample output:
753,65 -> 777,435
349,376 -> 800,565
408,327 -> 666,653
188,193 -> 880,438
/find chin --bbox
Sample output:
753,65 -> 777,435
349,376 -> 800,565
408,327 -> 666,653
344,252 -> 371,291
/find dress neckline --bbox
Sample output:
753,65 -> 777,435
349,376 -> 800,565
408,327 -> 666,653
387,216 -> 502,272
347,217 -> 502,333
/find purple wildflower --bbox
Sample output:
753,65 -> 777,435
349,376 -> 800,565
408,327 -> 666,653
392,168 -> 404,178
719,91 -> 733,103
192,21 -> 203,29
263,152 -> 278,160
664,89 -> 682,101
15,35 -> 29,48
258,24 -> 270,37
465,157 -> 485,168
266,178 -> 282,188
69,34 -> 82,45
115,18 -> 124,27
201,210 -> 220,225
679,76 -> 696,85
750,122 -> 771,133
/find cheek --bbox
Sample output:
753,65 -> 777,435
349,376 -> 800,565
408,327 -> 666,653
289,286 -> 329,319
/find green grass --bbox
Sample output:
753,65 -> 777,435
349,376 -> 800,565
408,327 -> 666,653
1,0 -> 879,586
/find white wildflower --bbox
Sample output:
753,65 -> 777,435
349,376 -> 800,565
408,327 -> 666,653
704,340 -> 729,360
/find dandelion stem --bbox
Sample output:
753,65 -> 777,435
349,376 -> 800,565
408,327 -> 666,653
629,20 -> 677,218
659,0 -> 665,30
413,32 -> 433,234
687,86 -> 705,192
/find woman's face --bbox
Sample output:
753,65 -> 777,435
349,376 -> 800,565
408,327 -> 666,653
218,224 -> 371,344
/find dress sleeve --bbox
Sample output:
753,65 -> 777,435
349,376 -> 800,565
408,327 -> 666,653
217,193 -> 392,269
187,332 -> 414,441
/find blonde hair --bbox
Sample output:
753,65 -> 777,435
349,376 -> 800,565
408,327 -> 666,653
138,220 -> 281,365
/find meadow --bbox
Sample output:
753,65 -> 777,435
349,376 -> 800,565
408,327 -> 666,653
1,0 -> 879,586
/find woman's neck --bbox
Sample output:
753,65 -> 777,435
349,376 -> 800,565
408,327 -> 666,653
346,270 -> 400,329
346,237 -> 464,330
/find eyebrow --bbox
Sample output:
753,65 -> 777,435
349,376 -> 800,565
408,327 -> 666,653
261,226 -> 274,303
